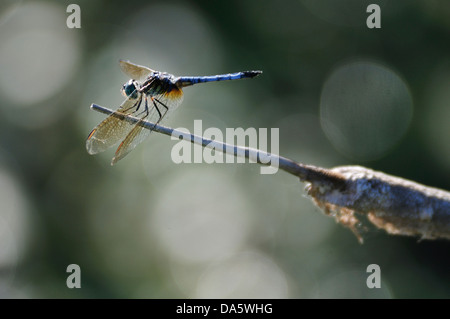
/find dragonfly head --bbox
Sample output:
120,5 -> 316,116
121,79 -> 139,99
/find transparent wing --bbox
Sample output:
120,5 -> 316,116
119,60 -> 154,81
86,93 -> 144,155
111,86 -> 184,165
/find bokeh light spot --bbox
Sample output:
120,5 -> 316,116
0,1 -> 82,127
150,169 -> 252,264
320,61 -> 413,161
0,165 -> 30,297
195,251 -> 289,298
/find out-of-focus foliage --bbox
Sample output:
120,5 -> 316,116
0,0 -> 449,298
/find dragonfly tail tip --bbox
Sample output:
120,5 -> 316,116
244,70 -> 263,78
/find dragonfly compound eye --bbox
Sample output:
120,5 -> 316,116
122,80 -> 138,99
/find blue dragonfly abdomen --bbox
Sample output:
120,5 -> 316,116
177,71 -> 262,87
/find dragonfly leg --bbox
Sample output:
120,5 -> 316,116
151,97 -> 163,121
154,97 -> 169,113
143,96 -> 150,118
121,94 -> 142,113
153,97 -> 169,122
134,97 -> 142,112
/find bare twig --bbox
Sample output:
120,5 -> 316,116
90,104 -> 450,242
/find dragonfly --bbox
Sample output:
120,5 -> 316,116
86,60 -> 262,165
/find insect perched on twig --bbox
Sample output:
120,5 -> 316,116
86,60 -> 262,165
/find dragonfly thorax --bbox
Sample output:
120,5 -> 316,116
121,79 -> 140,99
141,72 -> 178,95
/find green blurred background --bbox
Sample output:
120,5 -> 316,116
0,0 -> 449,298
